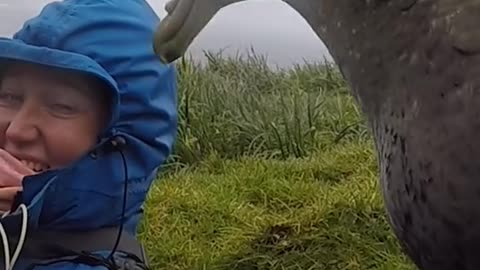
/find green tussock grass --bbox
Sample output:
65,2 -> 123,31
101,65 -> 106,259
138,51 -> 417,270
168,51 -> 369,166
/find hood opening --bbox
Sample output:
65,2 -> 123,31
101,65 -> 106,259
0,0 -> 178,234
0,56 -> 119,142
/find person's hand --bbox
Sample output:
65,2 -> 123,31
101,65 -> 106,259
0,149 -> 34,211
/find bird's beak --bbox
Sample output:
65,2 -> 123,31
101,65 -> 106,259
153,0 -> 243,63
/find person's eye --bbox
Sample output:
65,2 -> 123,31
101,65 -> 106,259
0,91 -> 22,107
50,103 -> 78,115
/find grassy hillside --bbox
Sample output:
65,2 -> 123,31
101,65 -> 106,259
138,52 -> 417,270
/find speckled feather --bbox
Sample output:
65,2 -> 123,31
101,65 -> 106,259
154,1 -> 480,269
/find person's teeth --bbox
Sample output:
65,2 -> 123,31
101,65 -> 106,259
34,163 -> 41,171
20,160 -> 49,172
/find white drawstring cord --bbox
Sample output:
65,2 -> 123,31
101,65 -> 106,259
0,222 -> 10,270
0,204 -> 28,270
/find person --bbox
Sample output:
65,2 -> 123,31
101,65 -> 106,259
0,0 -> 177,269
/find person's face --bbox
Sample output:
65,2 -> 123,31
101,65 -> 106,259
0,62 -> 111,173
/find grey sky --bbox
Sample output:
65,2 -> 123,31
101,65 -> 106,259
0,0 -> 332,68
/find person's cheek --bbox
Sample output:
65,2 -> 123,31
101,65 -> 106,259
44,108 -> 102,169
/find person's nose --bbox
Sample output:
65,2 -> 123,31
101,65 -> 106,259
4,101 -> 41,145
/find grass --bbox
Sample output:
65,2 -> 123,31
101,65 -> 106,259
137,51 -> 417,270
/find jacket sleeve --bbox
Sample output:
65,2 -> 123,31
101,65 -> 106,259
27,251 -> 148,270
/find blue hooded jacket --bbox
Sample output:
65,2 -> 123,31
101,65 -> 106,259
0,0 -> 177,269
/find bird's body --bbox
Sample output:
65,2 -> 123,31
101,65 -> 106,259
153,1 -> 480,269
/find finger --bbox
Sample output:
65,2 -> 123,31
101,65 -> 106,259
0,187 -> 22,201
0,149 -> 33,175
0,159 -> 28,187
0,197 -> 17,211
0,202 -> 12,212
0,150 -> 33,187
0,173 -> 24,187
0,187 -> 21,214
0,149 -> 34,175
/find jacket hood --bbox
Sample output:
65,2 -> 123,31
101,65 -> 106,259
0,0 -> 177,234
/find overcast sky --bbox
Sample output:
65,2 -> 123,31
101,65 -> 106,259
0,0 -> 332,68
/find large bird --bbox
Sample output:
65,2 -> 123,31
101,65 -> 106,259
153,1 -> 480,269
